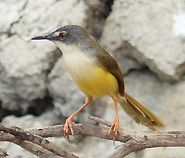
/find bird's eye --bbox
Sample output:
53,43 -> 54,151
59,32 -> 66,39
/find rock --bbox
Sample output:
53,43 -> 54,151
112,51 -> 142,75
0,35 -> 58,112
1,0 -> 185,157
2,109 -> 61,128
12,0 -> 88,40
85,0 -> 114,38
9,0 -> 113,39
0,0 -> 89,112
0,0 -> 119,113
100,0 -> 185,82
0,0 -> 26,33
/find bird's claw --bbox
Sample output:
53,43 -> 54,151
108,117 -> 119,143
63,117 -> 75,141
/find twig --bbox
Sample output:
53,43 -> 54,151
0,124 -> 79,158
0,147 -> 8,157
0,131 -> 61,158
14,139 -> 62,158
89,116 -> 112,126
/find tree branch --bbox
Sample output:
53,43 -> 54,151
0,116 -> 185,158
0,131 -> 62,158
0,124 -> 78,158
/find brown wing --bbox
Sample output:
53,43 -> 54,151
95,48 -> 125,96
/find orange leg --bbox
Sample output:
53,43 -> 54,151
108,97 -> 119,142
64,96 -> 93,141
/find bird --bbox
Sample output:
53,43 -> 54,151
31,25 -> 165,141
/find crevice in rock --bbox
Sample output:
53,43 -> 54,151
0,94 -> 54,120
124,66 -> 163,84
3,14 -> 23,38
124,66 -> 149,77
174,62 -> 185,82
18,0 -> 28,12
27,95 -> 54,116
0,102 -> 23,121
0,101 -> 11,121
85,0 -> 114,39
0,97 -> 54,121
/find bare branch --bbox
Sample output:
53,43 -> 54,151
0,124 -> 79,158
0,117 -> 185,158
0,131 -> 62,158
14,139 -> 63,158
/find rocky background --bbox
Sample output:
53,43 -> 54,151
1,0 -> 185,157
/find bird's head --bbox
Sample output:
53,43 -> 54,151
31,25 -> 97,52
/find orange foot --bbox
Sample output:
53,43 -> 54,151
63,117 -> 75,141
108,116 -> 119,142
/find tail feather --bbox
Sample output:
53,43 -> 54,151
118,92 -> 165,130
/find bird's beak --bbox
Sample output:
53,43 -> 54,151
31,35 -> 51,40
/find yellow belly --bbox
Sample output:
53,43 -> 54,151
73,66 -> 118,97
63,48 -> 119,97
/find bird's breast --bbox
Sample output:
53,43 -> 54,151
63,48 -> 118,97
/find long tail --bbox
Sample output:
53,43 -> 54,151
117,92 -> 165,131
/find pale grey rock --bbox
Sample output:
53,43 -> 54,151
0,35 -> 57,111
0,0 -> 89,112
100,0 -> 185,82
10,0 -> 113,40
112,50 -> 142,75
85,0 -> 114,38
0,0 -> 26,33
0,141 -> 37,158
1,0 -> 185,157
2,110 -> 60,128
12,0 -> 88,40
0,0 -> 113,112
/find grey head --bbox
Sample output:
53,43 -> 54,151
31,25 -> 97,47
